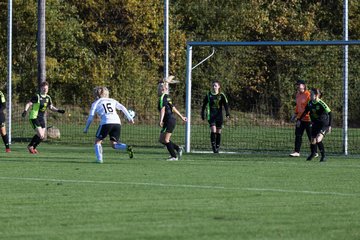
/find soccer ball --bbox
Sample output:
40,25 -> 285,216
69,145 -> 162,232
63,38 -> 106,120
128,109 -> 136,118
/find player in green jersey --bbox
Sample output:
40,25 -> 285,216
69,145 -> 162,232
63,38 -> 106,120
22,81 -> 65,154
201,81 -> 230,153
0,90 -> 10,152
298,88 -> 332,162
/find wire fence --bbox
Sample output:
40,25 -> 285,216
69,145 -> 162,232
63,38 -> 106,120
8,103 -> 360,155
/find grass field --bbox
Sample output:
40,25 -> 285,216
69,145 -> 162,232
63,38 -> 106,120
1,143 -> 360,240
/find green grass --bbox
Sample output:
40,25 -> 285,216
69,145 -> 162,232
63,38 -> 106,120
1,144 -> 360,240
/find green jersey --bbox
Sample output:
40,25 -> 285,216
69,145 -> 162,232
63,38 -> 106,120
29,94 -> 53,119
305,99 -> 331,123
201,91 -> 229,120
158,94 -> 175,121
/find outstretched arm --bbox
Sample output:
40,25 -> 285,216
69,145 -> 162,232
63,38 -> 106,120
49,105 -> 65,114
116,102 -> 134,124
83,115 -> 94,133
297,109 -> 309,122
297,103 -> 310,122
22,102 -> 33,117
172,107 -> 187,122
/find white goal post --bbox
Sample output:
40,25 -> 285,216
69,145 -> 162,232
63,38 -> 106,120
184,40 -> 360,154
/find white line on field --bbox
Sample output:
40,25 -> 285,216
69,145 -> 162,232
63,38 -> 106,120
0,176 -> 358,197
184,159 -> 360,169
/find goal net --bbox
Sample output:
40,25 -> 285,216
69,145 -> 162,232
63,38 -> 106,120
184,41 -> 360,154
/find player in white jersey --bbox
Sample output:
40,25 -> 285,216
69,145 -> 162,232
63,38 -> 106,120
83,86 -> 134,163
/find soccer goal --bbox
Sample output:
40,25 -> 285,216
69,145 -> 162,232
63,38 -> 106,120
184,40 -> 360,155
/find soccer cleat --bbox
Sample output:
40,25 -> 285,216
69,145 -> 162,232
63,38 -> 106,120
215,145 -> 220,153
306,153 -> 316,161
177,146 -> 183,159
5,148 -> 11,153
95,159 -> 103,164
319,155 -> 327,162
33,148 -> 38,154
212,145 -> 217,153
166,156 -> 178,161
27,146 -> 36,154
289,152 -> 300,157
127,146 -> 134,159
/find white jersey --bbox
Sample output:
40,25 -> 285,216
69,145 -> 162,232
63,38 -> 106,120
88,98 -> 132,125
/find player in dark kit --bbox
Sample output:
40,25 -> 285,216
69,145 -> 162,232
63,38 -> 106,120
158,81 -> 187,161
22,81 -> 65,154
0,91 -> 10,152
298,88 -> 332,162
201,81 -> 230,153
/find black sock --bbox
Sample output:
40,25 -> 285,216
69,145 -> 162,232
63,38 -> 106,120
211,132 -> 216,152
216,133 -> 221,149
310,144 -> 317,154
2,134 -> 10,149
317,142 -> 325,156
210,132 -> 216,147
171,141 -> 180,152
165,142 -> 177,158
31,135 -> 42,149
29,135 -> 37,147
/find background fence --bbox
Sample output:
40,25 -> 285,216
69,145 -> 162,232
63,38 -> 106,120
9,104 -> 360,155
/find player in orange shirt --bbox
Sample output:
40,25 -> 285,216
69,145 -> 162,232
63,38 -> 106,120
289,80 -> 317,157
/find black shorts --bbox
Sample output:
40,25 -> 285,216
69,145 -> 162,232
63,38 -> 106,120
96,124 -> 121,141
311,121 -> 329,138
30,118 -> 46,129
208,114 -> 223,128
161,117 -> 176,133
0,112 -> 5,127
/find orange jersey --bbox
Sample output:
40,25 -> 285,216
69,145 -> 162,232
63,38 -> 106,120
295,90 -> 311,122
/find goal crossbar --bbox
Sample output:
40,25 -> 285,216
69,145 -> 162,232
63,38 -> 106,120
187,40 -> 360,47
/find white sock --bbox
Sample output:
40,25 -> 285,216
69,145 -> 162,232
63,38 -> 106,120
114,143 -> 127,150
94,144 -> 103,161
